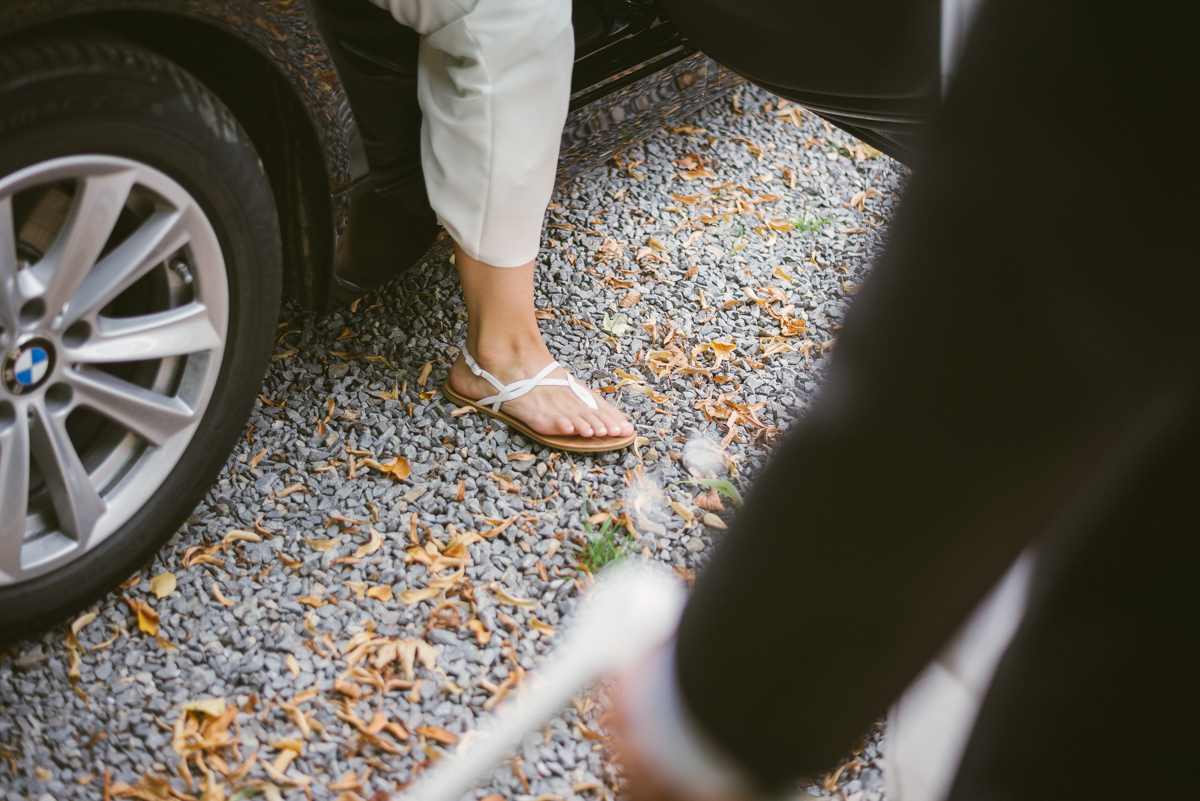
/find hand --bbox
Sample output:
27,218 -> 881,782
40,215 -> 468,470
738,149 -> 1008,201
608,665 -> 752,801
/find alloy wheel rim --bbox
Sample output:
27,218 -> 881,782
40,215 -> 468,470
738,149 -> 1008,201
0,155 -> 228,585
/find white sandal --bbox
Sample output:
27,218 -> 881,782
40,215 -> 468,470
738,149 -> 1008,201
441,348 -> 636,453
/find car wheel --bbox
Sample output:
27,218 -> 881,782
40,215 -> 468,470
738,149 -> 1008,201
0,35 -> 281,641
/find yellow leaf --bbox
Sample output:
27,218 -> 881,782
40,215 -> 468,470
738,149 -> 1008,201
183,697 -> 227,718
401,587 -> 439,605
678,168 -> 716,181
366,585 -> 393,602
124,597 -> 159,636
670,501 -> 696,523
415,725 -> 459,745
467,619 -> 492,645
530,618 -> 556,638
305,535 -> 342,552
286,654 -> 301,677
647,236 -> 671,253
149,572 -> 176,599
297,596 -> 327,608
417,362 -> 433,387
212,583 -> 235,607
773,266 -> 793,283
359,456 -> 411,482
222,530 -> 261,549
702,512 -> 728,530
275,737 -> 305,754
355,528 -> 385,558
490,583 -> 536,608
71,611 -> 98,636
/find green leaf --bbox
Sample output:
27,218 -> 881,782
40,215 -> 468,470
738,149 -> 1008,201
672,478 -> 743,506
601,312 -> 630,336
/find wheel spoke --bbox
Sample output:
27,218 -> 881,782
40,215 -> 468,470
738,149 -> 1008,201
0,195 -> 18,333
28,169 -> 137,316
67,302 -> 222,363
0,407 -> 30,580
29,402 -> 105,544
63,207 -> 190,325
67,368 -> 197,447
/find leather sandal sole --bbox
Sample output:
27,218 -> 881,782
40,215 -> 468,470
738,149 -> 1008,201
441,380 -> 636,454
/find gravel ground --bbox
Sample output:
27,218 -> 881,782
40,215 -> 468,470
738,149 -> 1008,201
1,84 -> 906,801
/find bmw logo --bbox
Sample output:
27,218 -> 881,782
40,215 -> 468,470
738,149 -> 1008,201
3,338 -> 55,394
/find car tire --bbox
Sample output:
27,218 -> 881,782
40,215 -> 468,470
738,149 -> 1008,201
0,34 -> 281,642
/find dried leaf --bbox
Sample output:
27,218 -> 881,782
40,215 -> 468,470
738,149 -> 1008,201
147,572 -> 176,600
417,362 -> 433,387
467,619 -> 492,645
490,584 -> 535,608
305,536 -> 342,552
488,472 -> 521,494
123,597 -> 159,636
701,512 -> 728,530
212,583 -> 235,608
285,654 -> 300,678
222,530 -> 261,550
296,596 -> 326,608
401,587 -> 439,605
366,585 -> 393,602
678,168 -> 716,181
415,726 -> 459,745
72,611 -> 98,636
354,528 -> 384,558
183,697 -> 227,717
669,501 -> 696,525
675,477 -> 743,506
695,487 -> 726,512
619,291 -> 641,308
359,455 -> 411,482
530,618 -> 556,638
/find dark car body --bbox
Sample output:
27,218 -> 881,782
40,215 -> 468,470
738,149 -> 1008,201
0,0 -> 749,310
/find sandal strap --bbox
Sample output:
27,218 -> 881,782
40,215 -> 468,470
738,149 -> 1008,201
463,347 -> 599,412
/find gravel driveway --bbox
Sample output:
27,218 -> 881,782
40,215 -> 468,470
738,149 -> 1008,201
1,85 -> 905,801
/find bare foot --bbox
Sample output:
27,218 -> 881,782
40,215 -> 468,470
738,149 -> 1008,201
448,344 -> 634,439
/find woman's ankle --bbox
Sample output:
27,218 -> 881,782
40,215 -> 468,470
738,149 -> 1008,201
468,328 -> 550,368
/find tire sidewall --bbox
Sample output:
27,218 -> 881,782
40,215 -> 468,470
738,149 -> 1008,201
0,40 -> 282,640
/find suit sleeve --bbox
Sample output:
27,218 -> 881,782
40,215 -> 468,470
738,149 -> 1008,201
672,0 -> 1200,789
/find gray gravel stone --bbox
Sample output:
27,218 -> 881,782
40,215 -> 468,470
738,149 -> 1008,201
0,84 -> 904,801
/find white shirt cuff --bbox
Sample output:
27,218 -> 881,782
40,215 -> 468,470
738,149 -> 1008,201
623,639 -> 756,798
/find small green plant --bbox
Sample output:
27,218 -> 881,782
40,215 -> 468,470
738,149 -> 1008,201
789,212 -> 832,233
579,502 -> 635,573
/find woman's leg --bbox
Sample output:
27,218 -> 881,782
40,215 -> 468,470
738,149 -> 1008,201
448,245 -> 633,438
370,0 -> 632,438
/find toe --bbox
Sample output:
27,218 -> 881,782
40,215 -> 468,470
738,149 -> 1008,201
585,412 -> 609,438
573,413 -> 594,437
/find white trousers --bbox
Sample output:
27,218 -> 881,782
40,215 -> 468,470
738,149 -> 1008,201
366,0 -> 574,267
